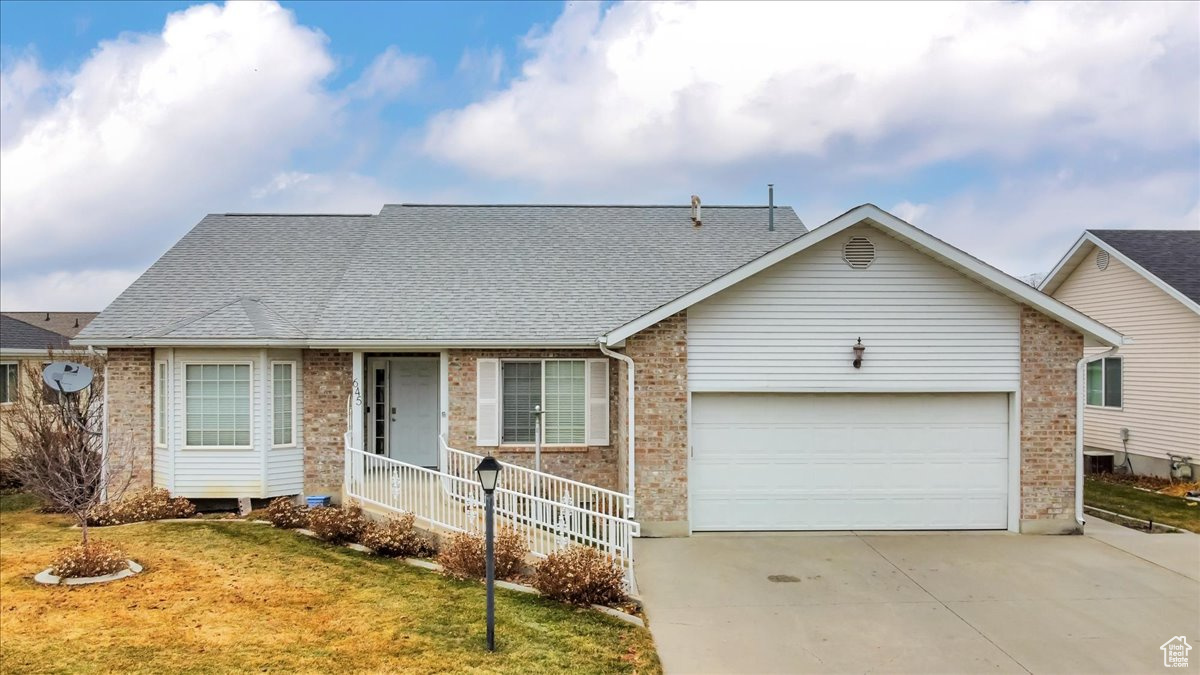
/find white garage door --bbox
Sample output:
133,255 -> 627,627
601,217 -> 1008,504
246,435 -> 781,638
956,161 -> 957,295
691,393 -> 1009,531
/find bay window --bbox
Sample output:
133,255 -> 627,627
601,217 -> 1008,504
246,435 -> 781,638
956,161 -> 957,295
272,362 -> 295,446
185,363 -> 251,447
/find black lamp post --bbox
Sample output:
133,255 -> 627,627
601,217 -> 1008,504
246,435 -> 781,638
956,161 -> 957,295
475,456 -> 502,651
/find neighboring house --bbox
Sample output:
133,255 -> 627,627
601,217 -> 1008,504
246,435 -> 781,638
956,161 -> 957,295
0,312 -> 99,456
1040,230 -> 1200,478
75,203 -> 1121,536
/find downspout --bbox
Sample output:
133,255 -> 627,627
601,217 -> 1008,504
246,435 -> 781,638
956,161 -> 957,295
1076,346 -> 1118,528
598,337 -> 635,520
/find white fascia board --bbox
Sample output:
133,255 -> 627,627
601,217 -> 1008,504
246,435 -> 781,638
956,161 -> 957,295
0,348 -> 55,357
1044,232 -> 1200,316
605,203 -> 1125,347
72,337 -> 600,350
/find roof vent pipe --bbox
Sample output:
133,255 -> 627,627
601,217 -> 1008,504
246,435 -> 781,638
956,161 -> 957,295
768,184 -> 775,231
690,195 -> 702,226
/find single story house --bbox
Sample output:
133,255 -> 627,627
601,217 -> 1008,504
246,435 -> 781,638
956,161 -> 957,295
1,312 -> 99,456
1040,230 -> 1199,478
75,203 -> 1122,536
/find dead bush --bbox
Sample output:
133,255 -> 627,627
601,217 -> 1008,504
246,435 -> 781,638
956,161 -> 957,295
532,545 -> 627,606
90,488 -> 196,526
0,456 -> 21,490
307,503 -> 366,544
50,540 -> 128,578
265,497 -> 309,529
437,527 -> 528,581
360,512 -> 435,558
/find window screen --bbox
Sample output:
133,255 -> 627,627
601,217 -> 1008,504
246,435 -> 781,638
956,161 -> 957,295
502,362 -> 541,443
185,364 -> 251,447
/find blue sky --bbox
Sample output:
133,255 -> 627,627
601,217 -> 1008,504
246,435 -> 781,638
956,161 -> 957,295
1,1 -> 1197,310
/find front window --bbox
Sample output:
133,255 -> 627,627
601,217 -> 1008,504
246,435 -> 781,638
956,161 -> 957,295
272,362 -> 295,446
0,363 -> 16,403
1086,357 -> 1122,408
185,364 -> 251,447
155,362 -> 169,446
501,360 -> 587,445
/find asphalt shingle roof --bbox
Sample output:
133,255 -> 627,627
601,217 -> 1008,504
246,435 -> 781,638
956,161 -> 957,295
1,312 -> 98,338
1088,229 -> 1200,304
78,205 -> 806,343
1,314 -> 72,351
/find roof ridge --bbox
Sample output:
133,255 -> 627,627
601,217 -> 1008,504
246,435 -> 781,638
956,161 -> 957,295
388,203 -> 787,209
218,213 -> 374,217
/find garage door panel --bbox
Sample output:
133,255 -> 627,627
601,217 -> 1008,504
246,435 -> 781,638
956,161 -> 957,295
691,393 -> 1009,531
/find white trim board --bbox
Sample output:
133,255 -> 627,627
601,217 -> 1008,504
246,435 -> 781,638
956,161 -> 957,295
605,204 -> 1125,347
1039,231 -> 1200,316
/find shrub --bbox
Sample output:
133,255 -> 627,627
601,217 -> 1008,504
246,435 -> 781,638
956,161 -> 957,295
265,497 -> 309,529
90,488 -> 196,526
437,527 -> 528,581
50,540 -> 128,578
360,512 -> 435,558
533,545 -> 627,606
307,504 -> 366,544
0,456 -> 21,490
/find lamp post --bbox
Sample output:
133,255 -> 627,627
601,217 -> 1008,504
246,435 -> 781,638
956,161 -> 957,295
475,456 -> 502,652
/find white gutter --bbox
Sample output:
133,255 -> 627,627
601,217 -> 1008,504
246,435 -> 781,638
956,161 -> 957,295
1076,346 -> 1119,527
597,338 -> 635,519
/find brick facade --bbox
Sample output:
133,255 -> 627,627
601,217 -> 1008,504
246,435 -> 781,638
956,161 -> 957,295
105,348 -> 154,491
446,349 -> 620,490
1019,305 -> 1084,533
619,312 -> 689,534
302,349 -> 352,498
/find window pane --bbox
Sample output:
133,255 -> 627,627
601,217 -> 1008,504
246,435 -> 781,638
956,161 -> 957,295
544,360 -> 586,444
273,363 -> 293,446
1086,360 -> 1103,406
502,362 -> 541,443
156,363 -> 169,445
1104,358 -> 1122,408
0,364 -> 15,403
184,363 -> 251,446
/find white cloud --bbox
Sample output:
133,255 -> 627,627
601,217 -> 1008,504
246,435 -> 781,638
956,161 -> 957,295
0,1 -> 399,310
0,268 -> 140,312
348,46 -> 428,99
425,1 -> 1199,184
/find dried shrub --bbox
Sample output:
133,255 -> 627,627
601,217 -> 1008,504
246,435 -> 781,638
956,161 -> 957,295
437,527 -> 528,581
360,512 -> 435,558
90,488 -> 196,526
265,497 -> 309,529
307,504 -> 366,544
532,545 -> 627,606
50,540 -> 128,578
0,456 -> 22,490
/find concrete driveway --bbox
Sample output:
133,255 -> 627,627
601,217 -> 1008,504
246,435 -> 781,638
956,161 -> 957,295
636,521 -> 1199,674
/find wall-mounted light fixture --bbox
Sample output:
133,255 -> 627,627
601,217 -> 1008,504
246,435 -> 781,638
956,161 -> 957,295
852,338 -> 866,369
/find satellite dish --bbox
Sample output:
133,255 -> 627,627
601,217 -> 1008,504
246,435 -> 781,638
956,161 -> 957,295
42,362 -> 94,394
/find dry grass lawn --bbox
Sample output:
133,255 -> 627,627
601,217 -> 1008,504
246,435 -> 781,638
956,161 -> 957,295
0,493 -> 660,674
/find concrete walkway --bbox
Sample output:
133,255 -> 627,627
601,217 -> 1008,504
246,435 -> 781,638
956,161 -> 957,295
1084,516 -> 1199,581
636,530 -> 1199,674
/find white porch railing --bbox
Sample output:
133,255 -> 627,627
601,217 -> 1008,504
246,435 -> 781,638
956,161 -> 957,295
343,437 -> 638,588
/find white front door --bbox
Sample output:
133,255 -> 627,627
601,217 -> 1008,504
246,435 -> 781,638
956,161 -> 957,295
690,392 -> 1009,531
388,358 -> 440,467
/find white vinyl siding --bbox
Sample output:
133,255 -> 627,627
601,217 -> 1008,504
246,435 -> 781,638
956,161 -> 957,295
687,224 -> 1020,391
0,362 -> 16,403
156,348 -> 304,498
184,363 -> 252,447
271,362 -> 295,447
1054,249 -> 1200,462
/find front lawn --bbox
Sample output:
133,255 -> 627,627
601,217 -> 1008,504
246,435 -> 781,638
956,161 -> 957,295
0,494 -> 659,674
1084,476 -> 1200,533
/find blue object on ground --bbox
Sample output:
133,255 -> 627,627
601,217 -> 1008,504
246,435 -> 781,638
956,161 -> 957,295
306,495 -> 331,508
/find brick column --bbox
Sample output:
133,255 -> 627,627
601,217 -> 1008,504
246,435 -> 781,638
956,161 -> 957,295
1019,306 -> 1084,534
622,311 -> 689,536
302,349 -> 352,499
106,348 -> 154,492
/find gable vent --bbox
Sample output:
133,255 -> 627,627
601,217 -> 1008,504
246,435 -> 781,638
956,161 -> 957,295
1096,250 -> 1110,271
843,236 -> 876,269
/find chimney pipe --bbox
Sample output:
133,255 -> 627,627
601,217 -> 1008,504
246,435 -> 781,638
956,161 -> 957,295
690,195 -> 702,226
768,184 -> 775,231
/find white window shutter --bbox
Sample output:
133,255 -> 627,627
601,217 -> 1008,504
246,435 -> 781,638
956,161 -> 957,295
585,359 -> 610,446
476,359 -> 500,446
